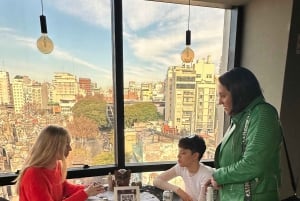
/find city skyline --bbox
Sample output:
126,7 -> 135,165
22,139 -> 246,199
0,0 -> 224,87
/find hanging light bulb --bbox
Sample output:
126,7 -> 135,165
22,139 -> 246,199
181,30 -> 194,63
37,33 -> 53,54
37,15 -> 54,54
37,0 -> 54,54
181,0 -> 194,63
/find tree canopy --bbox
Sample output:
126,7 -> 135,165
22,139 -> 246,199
72,96 -> 108,127
66,116 -> 99,139
124,102 -> 162,128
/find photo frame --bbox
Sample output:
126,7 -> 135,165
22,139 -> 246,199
114,186 -> 140,201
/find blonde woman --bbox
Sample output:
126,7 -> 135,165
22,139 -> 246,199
15,125 -> 104,201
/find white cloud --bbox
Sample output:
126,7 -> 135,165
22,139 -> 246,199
2,0 -> 226,85
50,0 -> 111,28
0,27 -> 109,74
48,0 -> 224,71
0,27 -> 15,32
123,0 -> 178,31
122,2 -> 224,73
52,48 -> 110,73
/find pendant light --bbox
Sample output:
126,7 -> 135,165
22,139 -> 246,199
181,0 -> 194,63
36,0 -> 54,54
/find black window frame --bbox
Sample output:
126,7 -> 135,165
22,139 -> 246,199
0,0 -> 243,186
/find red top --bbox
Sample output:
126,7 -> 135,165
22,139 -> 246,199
19,162 -> 88,201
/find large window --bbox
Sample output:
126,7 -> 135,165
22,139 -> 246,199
122,0 -> 226,165
0,0 -> 113,172
0,0 -> 237,200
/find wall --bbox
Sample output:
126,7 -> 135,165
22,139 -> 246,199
240,0 -> 300,198
279,0 -> 300,198
241,0 -> 292,110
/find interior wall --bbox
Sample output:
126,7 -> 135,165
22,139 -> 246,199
240,0 -> 292,110
279,0 -> 300,198
238,0 -> 299,198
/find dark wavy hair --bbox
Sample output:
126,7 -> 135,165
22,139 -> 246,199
178,135 -> 206,161
218,67 -> 263,115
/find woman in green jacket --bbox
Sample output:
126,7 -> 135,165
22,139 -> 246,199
210,67 -> 282,201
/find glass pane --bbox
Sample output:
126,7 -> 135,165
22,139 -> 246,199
123,0 -> 228,163
0,0 -> 113,176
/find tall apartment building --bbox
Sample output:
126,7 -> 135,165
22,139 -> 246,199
51,72 -> 78,114
194,56 -> 217,134
152,82 -> 165,102
140,82 -> 152,101
12,76 -> 25,113
79,78 -> 92,97
91,82 -> 102,95
12,75 -> 46,113
0,71 -> 12,105
125,81 -> 139,100
41,82 -> 49,110
165,56 -> 217,135
31,82 -> 42,110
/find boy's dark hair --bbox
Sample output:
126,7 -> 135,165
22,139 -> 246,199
218,67 -> 263,115
178,135 -> 206,161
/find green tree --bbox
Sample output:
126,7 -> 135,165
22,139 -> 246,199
124,102 -> 162,128
91,151 -> 133,165
92,151 -> 114,165
72,96 -> 108,127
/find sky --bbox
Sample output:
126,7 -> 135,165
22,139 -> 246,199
0,0 -> 224,88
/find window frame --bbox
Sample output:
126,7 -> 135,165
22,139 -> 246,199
0,1 -> 242,186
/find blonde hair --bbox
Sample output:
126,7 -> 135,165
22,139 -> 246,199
15,125 -> 71,194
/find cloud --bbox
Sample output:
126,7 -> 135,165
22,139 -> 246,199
50,0 -> 111,28
0,28 -> 36,49
52,48 -> 109,73
0,26 -> 109,74
48,0 -> 224,70
122,3 -> 224,71
123,0 -> 178,31
124,63 -> 164,84
2,0 -> 225,86
0,27 -> 15,32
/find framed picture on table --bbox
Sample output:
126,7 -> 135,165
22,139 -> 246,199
114,186 -> 140,201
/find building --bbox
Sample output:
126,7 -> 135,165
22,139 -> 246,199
140,82 -> 153,101
41,82 -> 50,110
165,56 -> 217,135
31,82 -> 42,110
51,72 -> 78,114
0,71 -> 12,106
194,56 -> 217,134
79,78 -> 92,97
12,76 -> 25,114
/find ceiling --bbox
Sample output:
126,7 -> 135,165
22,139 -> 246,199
146,0 -> 251,9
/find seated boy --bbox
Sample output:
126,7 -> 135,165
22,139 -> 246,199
153,135 -> 213,201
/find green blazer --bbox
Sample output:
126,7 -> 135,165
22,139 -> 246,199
213,96 -> 282,201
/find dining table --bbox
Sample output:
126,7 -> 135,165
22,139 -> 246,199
87,185 -> 180,201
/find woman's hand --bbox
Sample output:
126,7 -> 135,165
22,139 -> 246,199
176,188 -> 193,201
84,182 -> 105,197
210,177 -> 221,190
204,177 -> 221,190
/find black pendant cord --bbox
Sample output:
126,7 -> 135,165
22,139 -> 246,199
40,0 -> 44,15
39,0 -> 48,34
188,0 -> 190,30
185,0 -> 191,46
